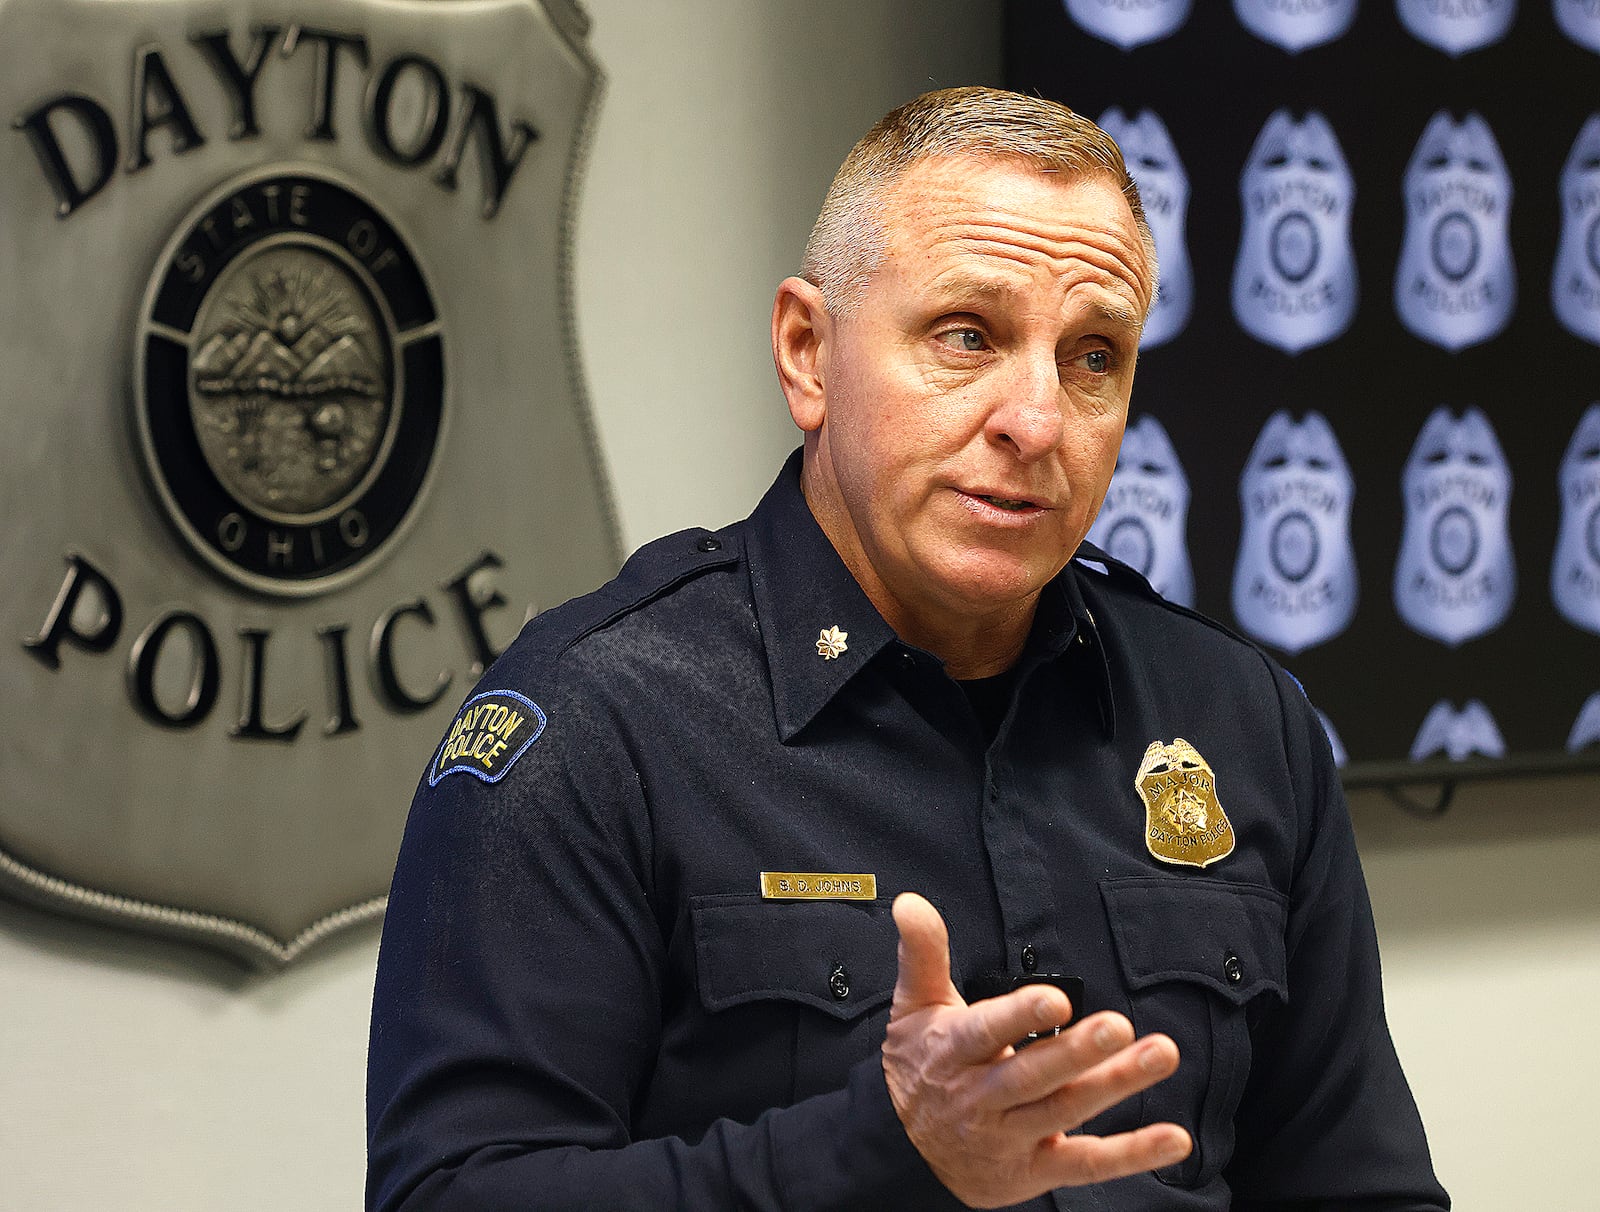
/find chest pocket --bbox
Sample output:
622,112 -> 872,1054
690,895 -> 897,1103
1100,876 -> 1288,1188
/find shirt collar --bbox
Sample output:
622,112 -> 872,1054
746,450 -> 899,741
744,449 -> 1116,742
1058,546 -> 1117,741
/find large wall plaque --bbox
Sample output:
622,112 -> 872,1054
0,0 -> 619,964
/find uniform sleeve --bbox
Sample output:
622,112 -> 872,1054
1224,666 -> 1450,1210
364,659 -> 956,1212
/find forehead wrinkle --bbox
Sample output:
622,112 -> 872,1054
931,216 -> 1141,262
924,268 -> 1020,303
888,171 -> 1155,315
906,176 -> 1148,256
919,221 -> 1150,307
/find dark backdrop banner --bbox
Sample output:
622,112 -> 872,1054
1007,0 -> 1600,784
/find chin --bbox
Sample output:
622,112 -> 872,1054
934,558 -> 1057,613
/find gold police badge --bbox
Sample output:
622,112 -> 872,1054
1135,738 -> 1235,868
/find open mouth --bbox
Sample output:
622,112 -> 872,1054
973,493 -> 1039,512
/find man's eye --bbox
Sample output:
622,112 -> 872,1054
939,328 -> 985,352
1080,349 -> 1110,373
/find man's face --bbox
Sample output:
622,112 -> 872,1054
797,156 -> 1154,642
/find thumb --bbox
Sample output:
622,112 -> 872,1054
891,891 -> 963,1016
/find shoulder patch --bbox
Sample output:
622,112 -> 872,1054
428,690 -> 547,787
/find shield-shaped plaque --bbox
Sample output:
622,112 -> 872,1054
0,0 -> 618,965
1135,738 -> 1235,869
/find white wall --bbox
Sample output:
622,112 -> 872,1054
575,0 -> 1003,550
3,3 -> 1596,1209
1351,776 -> 1600,1206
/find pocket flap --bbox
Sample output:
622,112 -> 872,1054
691,895 -> 897,1021
1101,877 -> 1289,1007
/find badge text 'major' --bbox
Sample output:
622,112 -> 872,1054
13,24 -> 539,220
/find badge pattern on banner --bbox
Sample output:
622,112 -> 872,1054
1552,404 -> 1600,633
1409,699 -> 1506,761
1064,0 -> 1192,50
1556,0 -> 1600,53
1394,407 -> 1517,646
1233,0 -> 1357,52
1553,115 -> 1600,347
1569,693 -> 1600,752
1007,0 -> 1600,774
1398,0 -> 1518,56
1087,414 -> 1195,606
1099,107 -> 1192,350
1232,110 -> 1358,354
1395,112 -> 1517,351
1317,709 -> 1349,768
1232,410 -> 1358,653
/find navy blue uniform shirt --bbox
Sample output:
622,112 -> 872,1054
367,452 -> 1448,1210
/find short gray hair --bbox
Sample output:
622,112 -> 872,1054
801,86 -> 1157,315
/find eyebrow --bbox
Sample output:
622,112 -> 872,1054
928,272 -> 1142,325
1091,299 -> 1143,331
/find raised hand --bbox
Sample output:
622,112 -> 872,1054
882,892 -> 1192,1207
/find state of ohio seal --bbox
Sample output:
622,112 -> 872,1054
135,170 -> 444,596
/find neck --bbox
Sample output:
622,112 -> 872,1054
797,449 -> 1042,680
891,601 -> 1034,681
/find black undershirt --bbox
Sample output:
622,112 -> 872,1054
959,666 -> 1022,747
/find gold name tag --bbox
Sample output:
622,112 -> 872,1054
760,872 -> 877,900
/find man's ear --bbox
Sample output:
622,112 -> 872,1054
771,276 -> 831,433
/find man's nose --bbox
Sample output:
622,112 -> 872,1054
986,351 -> 1065,460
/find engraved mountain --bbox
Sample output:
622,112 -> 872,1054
193,326 -> 382,399
186,248 -> 393,518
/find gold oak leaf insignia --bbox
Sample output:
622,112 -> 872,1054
816,626 -> 849,660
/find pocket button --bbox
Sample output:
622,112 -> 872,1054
828,963 -> 851,1001
1223,952 -> 1243,985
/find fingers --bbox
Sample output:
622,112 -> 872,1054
999,1030 -> 1181,1141
1034,1121 -> 1193,1186
890,892 -> 960,1013
883,897 -> 1194,1206
984,1011 -> 1135,1106
944,982 -> 1077,1067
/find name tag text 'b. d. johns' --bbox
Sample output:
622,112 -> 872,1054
760,872 -> 877,900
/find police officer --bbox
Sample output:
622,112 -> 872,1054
367,88 -> 1448,1210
